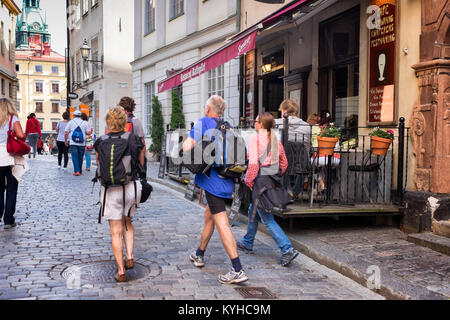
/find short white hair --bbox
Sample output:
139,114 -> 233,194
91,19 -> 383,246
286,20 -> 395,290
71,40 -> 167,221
205,95 -> 226,117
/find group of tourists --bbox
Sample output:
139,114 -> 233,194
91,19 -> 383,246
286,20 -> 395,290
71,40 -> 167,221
0,92 -> 327,286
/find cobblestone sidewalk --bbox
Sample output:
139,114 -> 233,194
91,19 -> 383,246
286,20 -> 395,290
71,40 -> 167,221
0,157 -> 382,300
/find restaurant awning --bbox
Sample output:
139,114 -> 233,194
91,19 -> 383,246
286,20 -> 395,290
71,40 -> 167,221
157,0 -> 312,93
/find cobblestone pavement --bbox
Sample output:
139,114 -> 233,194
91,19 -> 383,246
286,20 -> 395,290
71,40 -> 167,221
0,157 -> 383,300
292,226 -> 450,299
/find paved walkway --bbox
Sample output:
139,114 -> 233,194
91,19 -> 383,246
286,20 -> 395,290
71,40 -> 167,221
0,157 -> 382,300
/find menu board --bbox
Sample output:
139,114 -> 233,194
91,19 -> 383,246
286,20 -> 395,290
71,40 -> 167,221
368,0 -> 396,124
245,50 -> 256,120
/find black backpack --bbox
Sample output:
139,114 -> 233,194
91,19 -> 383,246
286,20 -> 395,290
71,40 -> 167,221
181,118 -> 247,179
93,131 -> 142,223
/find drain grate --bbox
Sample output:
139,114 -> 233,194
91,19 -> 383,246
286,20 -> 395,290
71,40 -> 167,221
235,287 -> 277,299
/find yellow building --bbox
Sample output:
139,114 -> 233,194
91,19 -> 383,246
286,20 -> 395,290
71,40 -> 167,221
16,47 -> 67,134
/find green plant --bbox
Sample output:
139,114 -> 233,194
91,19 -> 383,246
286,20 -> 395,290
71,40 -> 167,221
170,90 -> 185,130
318,125 -> 341,138
150,95 -> 164,157
369,128 -> 394,140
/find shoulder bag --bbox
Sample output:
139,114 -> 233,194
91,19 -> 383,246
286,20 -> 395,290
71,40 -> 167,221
7,116 -> 31,156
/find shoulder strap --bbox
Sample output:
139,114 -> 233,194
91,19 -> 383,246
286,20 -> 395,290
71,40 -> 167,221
259,140 -> 272,166
9,116 -> 13,131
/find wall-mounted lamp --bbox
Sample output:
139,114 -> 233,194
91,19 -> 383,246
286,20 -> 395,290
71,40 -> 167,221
262,64 -> 272,73
80,39 -> 103,65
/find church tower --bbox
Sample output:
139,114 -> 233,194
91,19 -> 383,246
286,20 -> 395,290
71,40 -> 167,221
15,0 -> 51,49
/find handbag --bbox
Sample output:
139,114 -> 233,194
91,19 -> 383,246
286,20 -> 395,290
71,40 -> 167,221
7,116 -> 31,156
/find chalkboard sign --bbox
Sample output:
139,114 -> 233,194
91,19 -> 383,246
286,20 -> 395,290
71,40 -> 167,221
228,183 -> 241,226
158,134 -> 167,179
185,175 -> 199,201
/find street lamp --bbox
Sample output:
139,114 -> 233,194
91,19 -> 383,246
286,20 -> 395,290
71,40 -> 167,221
80,38 -> 103,65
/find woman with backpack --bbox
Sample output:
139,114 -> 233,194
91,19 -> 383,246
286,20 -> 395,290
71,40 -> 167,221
237,112 -> 299,267
94,106 -> 145,283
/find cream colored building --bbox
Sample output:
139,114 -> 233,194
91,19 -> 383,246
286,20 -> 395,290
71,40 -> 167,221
16,49 -> 67,134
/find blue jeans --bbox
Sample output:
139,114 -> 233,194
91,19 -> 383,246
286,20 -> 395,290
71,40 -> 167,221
70,145 -> 85,174
241,204 -> 292,254
85,152 -> 91,169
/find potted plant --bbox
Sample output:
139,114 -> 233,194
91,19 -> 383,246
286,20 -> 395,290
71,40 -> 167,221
317,125 -> 341,156
369,128 -> 394,156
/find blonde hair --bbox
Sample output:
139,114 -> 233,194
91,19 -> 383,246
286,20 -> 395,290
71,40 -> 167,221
206,95 -> 226,117
105,106 -> 127,131
0,98 -> 18,126
279,99 -> 299,116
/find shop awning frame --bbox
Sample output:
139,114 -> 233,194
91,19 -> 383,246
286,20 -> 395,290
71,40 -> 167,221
157,0 -> 313,93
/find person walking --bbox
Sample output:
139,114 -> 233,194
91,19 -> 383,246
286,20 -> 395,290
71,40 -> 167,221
25,113 -> 41,159
45,133 -> 55,155
94,106 -> 145,282
0,98 -> 27,229
56,112 -> 70,170
237,112 -> 299,267
183,95 -> 248,285
80,112 -> 94,172
64,110 -> 92,176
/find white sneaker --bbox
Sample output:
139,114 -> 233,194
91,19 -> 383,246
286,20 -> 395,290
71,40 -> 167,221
58,165 -> 61,170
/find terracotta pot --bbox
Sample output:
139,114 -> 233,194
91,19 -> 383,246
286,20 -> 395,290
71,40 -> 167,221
317,136 -> 338,156
371,136 -> 392,156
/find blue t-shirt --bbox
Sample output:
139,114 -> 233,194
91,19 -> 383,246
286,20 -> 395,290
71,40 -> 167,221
189,116 -> 235,199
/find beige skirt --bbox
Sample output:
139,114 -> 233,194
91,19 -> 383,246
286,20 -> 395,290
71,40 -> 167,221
100,181 -> 142,221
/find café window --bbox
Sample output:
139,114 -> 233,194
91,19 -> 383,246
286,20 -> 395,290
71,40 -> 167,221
261,49 -> 285,118
318,6 -> 360,130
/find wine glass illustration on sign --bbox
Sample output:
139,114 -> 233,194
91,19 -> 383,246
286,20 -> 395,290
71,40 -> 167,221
378,53 -> 386,82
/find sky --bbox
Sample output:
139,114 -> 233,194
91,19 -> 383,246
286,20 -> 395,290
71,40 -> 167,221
17,0 -> 67,55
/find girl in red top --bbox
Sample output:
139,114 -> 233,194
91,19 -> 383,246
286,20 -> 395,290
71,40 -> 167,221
239,113 -> 299,267
25,113 -> 42,159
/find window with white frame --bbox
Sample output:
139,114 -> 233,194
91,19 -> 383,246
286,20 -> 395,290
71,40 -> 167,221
91,0 -> 98,7
169,0 -> 184,20
207,65 -> 224,98
82,0 -> 89,15
144,81 -> 155,137
91,37 -> 99,77
144,0 -> 156,34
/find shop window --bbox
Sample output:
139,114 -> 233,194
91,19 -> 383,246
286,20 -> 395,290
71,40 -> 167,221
207,65 -> 224,98
318,6 -> 360,131
144,81 -> 154,137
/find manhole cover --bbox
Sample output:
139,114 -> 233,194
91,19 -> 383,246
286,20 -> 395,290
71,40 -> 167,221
50,258 -> 161,286
235,287 -> 277,299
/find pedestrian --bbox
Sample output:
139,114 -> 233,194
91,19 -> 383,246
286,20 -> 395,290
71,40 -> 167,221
183,95 -> 248,285
0,98 -> 28,229
80,112 -> 94,172
45,133 -> 55,155
237,112 -> 300,267
94,106 -> 145,282
55,112 -> 70,170
64,110 -> 92,176
25,113 -> 42,159
37,137 -> 43,155
118,96 -> 147,177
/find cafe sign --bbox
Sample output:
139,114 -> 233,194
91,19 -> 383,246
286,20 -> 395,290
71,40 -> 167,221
368,0 -> 396,125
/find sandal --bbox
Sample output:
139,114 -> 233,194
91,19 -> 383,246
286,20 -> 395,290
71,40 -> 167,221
125,259 -> 135,270
114,273 -> 127,283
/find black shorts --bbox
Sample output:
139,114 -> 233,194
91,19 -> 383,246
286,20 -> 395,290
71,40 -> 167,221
205,191 -> 226,214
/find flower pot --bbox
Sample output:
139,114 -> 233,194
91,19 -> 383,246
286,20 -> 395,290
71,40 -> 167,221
371,136 -> 392,156
317,136 -> 338,156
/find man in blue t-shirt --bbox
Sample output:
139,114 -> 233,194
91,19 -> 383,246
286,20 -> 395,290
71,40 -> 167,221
183,95 -> 248,285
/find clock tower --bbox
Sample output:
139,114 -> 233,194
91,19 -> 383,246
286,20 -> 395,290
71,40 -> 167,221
15,0 -> 51,50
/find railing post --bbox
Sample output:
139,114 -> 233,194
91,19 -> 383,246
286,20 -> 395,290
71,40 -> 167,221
397,117 -> 405,205
282,112 -> 289,148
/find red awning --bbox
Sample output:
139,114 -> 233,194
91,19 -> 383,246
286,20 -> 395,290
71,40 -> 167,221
261,0 -> 309,26
158,28 -> 258,93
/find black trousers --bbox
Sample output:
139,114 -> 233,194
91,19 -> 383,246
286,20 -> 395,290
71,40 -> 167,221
57,141 -> 69,168
0,166 -> 18,225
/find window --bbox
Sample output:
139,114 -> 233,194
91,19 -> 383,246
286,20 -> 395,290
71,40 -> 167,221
52,66 -> 59,74
76,52 -> 81,82
16,64 -> 19,72
1,79 -> 4,95
169,0 -> 184,20
91,0 -> 98,7
91,37 -> 99,77
52,121 -> 58,131
35,101 -> 43,113
38,119 -> 44,130
82,0 -> 89,15
207,65 -> 224,98
35,81 -> 43,93
145,0 -> 155,34
144,81 -> 155,137
52,102 -> 59,113
35,65 -> 43,73
52,82 -> 59,93
17,81 -> 20,92
17,100 -> 20,112
8,82 -> 12,98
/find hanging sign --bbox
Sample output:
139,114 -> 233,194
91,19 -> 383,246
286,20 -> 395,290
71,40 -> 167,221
368,0 -> 396,124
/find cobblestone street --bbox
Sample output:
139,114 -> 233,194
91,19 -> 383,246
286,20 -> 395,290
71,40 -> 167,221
0,157 -> 383,300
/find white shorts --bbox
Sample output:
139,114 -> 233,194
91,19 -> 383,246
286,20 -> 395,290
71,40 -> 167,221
100,181 -> 142,221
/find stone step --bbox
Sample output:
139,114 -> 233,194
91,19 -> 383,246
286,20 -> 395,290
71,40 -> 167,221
407,232 -> 450,257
